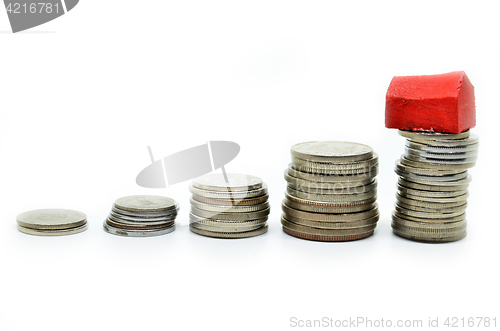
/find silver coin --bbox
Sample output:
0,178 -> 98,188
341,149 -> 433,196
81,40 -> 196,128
189,213 -> 268,227
189,224 -> 268,239
189,220 -> 266,233
190,206 -> 271,220
111,206 -> 178,218
192,193 -> 269,206
393,210 -> 466,223
394,204 -> 465,219
397,158 -> 471,173
283,213 -> 379,229
396,200 -> 468,214
397,190 -> 469,203
106,217 -> 175,230
287,186 -> 376,202
291,154 -> 378,170
17,209 -> 87,230
284,198 -> 376,214
288,164 -> 378,182
405,146 -> 478,159
108,213 -> 176,227
397,184 -> 468,198
406,141 -> 479,153
398,130 -> 470,140
396,194 -> 467,209
103,222 -> 175,237
281,217 -> 376,236
392,222 -> 467,236
190,198 -> 269,213
392,227 -> 466,243
392,213 -> 466,228
281,202 -> 379,222
114,195 -> 177,213
285,172 -> 375,191
401,132 -> 479,147
404,153 -> 478,166
17,223 -> 88,236
400,156 -> 476,170
189,183 -> 268,199
287,180 -> 377,196
395,168 -> 468,182
398,174 -> 472,187
291,141 -> 373,163
192,173 -> 262,192
291,162 -> 378,176
109,210 -> 177,223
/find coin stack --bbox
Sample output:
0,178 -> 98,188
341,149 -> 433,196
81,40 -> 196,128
281,141 -> 380,242
392,130 -> 479,242
189,173 -> 269,239
103,195 -> 178,237
17,209 -> 88,236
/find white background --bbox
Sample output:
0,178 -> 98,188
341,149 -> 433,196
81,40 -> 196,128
1,1 -> 499,330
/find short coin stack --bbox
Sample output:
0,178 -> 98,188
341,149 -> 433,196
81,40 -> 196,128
103,195 -> 178,237
282,141 -> 379,242
392,130 -> 479,242
189,173 -> 269,239
17,209 -> 88,236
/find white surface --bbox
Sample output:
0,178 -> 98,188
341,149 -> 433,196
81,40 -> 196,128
0,1 -> 499,330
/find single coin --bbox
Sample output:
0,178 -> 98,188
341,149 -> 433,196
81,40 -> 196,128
395,168 -> 469,182
396,194 -> 467,209
291,154 -> 378,170
398,130 -> 470,140
291,163 -> 378,176
109,211 -> 177,223
286,193 -> 376,207
397,184 -> 468,198
190,206 -> 271,220
17,223 -> 88,236
103,222 -> 175,237
284,198 -> 375,214
392,213 -> 466,228
190,199 -> 269,213
401,132 -> 479,147
283,213 -> 379,229
281,202 -> 379,222
106,217 -> 175,230
189,221 -> 266,233
397,190 -> 469,203
398,174 -> 472,187
190,224 -> 268,239
189,213 -> 268,227
192,173 -> 262,192
395,200 -> 468,214
396,159 -> 469,175
284,169 -> 375,191
400,156 -> 476,170
394,204 -> 465,219
188,183 -> 268,199
392,227 -> 466,243
17,209 -> 87,230
406,141 -> 479,153
281,217 -> 376,236
111,206 -> 178,218
288,164 -> 378,182
291,141 -> 373,163
393,210 -> 466,223
404,152 -> 478,165
287,186 -> 376,202
392,223 -> 467,237
192,193 -> 269,206
114,195 -> 177,213
405,146 -> 478,160
282,226 -> 374,242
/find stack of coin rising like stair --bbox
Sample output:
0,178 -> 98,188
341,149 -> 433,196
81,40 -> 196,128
103,195 -> 178,237
281,141 -> 379,242
17,209 -> 88,236
392,130 -> 479,242
189,173 -> 269,239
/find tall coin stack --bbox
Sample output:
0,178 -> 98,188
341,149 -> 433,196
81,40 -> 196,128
103,195 -> 178,237
392,130 -> 478,242
189,173 -> 269,239
281,141 -> 379,242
